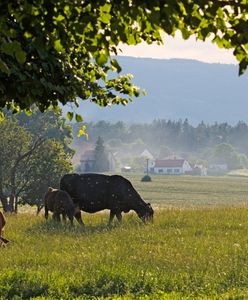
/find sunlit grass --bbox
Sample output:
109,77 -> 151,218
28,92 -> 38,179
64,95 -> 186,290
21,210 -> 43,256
2,175 -> 248,299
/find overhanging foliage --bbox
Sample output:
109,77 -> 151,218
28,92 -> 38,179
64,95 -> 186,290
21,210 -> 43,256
0,0 -> 247,116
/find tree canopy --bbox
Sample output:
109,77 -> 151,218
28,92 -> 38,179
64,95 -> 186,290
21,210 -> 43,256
0,0 -> 248,117
0,110 -> 73,212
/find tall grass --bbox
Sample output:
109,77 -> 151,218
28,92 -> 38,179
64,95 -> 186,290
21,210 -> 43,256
1,176 -> 248,299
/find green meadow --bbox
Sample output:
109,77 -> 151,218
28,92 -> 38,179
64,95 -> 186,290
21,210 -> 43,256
2,175 -> 248,299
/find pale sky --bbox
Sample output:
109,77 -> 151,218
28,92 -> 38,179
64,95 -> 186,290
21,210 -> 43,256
119,34 -> 237,65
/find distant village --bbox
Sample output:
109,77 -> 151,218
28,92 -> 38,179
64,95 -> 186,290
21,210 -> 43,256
76,144 -> 233,177
72,120 -> 248,177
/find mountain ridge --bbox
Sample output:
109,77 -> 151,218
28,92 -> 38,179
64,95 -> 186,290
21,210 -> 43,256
65,56 -> 248,125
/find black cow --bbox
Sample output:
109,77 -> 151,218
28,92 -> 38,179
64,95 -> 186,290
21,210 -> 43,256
44,187 -> 78,225
60,173 -> 154,225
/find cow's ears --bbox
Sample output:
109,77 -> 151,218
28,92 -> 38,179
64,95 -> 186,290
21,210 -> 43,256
48,187 -> 54,192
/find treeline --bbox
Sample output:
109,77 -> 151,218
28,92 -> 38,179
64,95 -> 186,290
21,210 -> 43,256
74,119 -> 248,154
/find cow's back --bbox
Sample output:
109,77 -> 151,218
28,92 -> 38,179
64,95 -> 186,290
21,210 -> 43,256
60,173 -> 143,213
61,173 -> 110,197
60,173 -> 120,211
54,190 -> 74,212
109,175 -> 141,208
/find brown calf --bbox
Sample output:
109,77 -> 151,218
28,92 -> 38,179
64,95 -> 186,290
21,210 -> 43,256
0,211 -> 9,245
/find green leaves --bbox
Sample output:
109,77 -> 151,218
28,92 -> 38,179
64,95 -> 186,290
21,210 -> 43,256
181,28 -> 191,40
0,111 -> 4,122
111,59 -> 122,73
54,40 -> 65,53
96,49 -> 109,66
15,50 -> 26,64
239,58 -> 248,76
67,111 -> 83,123
67,112 -> 74,122
0,0 -> 248,117
0,59 -> 10,75
1,41 -> 26,64
75,114 -> 83,122
99,3 -> 112,24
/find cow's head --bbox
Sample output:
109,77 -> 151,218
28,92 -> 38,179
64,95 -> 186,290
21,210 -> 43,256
139,203 -> 154,223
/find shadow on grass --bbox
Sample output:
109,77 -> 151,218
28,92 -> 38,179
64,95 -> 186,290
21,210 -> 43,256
25,215 -> 146,237
25,219 -> 118,236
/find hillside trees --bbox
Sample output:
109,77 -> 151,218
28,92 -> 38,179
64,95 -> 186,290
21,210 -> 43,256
0,111 -> 73,212
0,1 -> 248,116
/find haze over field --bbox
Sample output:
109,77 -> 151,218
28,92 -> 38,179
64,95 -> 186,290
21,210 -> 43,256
71,56 -> 248,125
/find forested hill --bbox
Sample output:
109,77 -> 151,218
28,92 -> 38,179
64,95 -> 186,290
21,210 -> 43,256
72,56 -> 248,125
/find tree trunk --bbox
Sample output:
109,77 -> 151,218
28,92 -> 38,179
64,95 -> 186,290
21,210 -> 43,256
14,196 -> 18,214
0,167 -> 9,212
9,194 -> 15,213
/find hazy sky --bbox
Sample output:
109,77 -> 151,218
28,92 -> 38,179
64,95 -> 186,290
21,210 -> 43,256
119,34 -> 237,65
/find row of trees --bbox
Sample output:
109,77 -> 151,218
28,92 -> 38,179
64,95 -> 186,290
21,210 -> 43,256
74,120 -> 248,156
0,110 -> 73,213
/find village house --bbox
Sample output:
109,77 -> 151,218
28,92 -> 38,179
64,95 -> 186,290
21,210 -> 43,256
148,158 -> 193,175
80,149 -> 116,172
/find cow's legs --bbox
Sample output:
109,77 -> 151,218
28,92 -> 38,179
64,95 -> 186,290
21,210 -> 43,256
53,213 -> 61,222
45,206 -> 49,220
116,212 -> 122,224
108,210 -> 115,225
74,211 -> 84,225
62,213 -> 67,224
66,211 -> 74,226
108,210 -> 122,225
68,216 -> 74,226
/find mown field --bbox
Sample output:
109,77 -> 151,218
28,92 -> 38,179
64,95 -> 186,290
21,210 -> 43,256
125,174 -> 248,208
2,175 -> 248,299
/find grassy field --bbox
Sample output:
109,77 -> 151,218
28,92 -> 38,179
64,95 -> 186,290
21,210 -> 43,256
125,174 -> 248,208
1,175 -> 248,299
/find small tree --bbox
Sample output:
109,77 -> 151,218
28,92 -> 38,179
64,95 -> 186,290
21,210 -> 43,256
93,137 -> 109,173
0,118 -> 43,212
0,111 -> 74,212
20,140 -> 73,213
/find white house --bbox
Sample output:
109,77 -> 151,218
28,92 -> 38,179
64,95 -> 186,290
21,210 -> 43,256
148,158 -> 192,175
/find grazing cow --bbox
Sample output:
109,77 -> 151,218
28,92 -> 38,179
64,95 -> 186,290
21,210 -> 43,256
44,187 -> 77,225
60,173 -> 154,225
0,211 -> 9,245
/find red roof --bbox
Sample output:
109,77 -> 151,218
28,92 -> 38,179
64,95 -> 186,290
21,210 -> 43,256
154,159 -> 185,168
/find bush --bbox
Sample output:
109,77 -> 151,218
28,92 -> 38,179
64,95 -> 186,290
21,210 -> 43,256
141,175 -> 152,182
